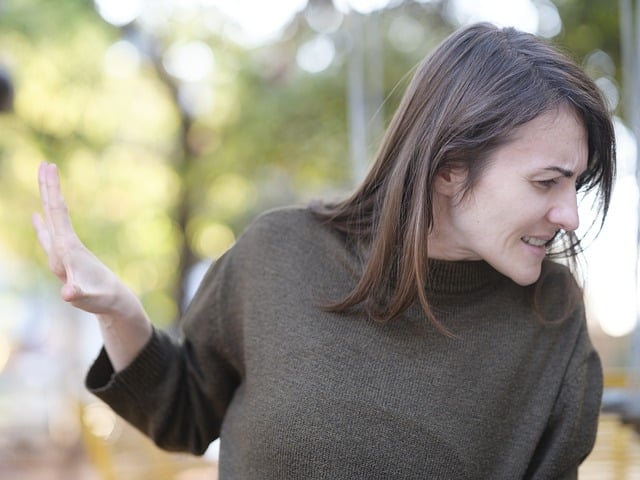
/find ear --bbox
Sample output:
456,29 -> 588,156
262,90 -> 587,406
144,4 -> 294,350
434,167 -> 467,198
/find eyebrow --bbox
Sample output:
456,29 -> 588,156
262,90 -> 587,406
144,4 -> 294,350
544,166 -> 574,177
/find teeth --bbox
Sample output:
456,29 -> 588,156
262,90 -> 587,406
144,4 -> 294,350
522,236 -> 547,247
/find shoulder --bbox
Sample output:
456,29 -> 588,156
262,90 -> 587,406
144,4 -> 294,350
539,259 -> 582,294
535,259 -> 585,325
232,205 -> 347,262
248,205 -> 318,233
238,205 -> 326,248
193,207 -> 323,300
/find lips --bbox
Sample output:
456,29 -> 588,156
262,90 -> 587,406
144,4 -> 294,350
521,236 -> 550,247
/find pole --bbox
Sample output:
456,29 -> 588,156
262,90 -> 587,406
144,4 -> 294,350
346,11 -> 385,185
611,0 -> 640,427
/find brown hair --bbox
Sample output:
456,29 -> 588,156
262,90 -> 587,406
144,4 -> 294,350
311,23 -> 616,332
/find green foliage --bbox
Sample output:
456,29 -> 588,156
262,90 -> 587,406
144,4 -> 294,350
0,0 -> 181,325
552,0 -> 622,116
0,0 -> 624,326
554,0 -> 620,68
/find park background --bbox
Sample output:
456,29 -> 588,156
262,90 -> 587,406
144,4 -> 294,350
0,0 -> 638,478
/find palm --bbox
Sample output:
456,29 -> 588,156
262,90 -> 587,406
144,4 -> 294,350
33,163 -> 119,314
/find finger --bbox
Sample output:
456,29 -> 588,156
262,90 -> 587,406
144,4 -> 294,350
43,163 -> 76,237
38,162 -> 55,235
32,212 -> 52,254
37,163 -> 76,284
61,282 -> 80,303
33,212 -> 68,281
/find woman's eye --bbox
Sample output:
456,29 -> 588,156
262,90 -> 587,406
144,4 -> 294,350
537,178 -> 558,188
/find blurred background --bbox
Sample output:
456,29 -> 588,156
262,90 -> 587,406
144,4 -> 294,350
0,0 -> 638,478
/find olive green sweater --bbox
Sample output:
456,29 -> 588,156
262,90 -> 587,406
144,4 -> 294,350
86,207 -> 602,479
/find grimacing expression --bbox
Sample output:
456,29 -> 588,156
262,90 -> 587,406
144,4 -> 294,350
432,105 -> 588,285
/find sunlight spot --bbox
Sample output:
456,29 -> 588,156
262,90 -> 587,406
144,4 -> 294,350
212,0 -> 307,47
536,0 -> 562,38
83,403 -> 117,439
580,119 -> 638,338
447,0 -> 539,33
305,2 -> 343,34
595,76 -> 619,112
296,35 -> 336,73
94,0 -> 141,27
586,50 -> 616,77
333,0 -> 395,15
163,41 -> 215,83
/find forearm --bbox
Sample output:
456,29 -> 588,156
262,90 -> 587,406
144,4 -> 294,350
96,287 -> 153,372
34,162 -> 154,372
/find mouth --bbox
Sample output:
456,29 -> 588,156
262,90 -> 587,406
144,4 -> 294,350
521,236 -> 552,248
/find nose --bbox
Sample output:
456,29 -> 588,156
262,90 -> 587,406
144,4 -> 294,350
547,188 -> 580,232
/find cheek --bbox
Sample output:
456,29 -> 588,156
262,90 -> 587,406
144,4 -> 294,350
455,185 -> 522,236
474,207 -> 524,244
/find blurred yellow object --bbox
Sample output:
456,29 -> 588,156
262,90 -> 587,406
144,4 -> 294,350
78,401 -> 217,480
581,414 -> 640,479
579,369 -> 640,479
605,369 -> 632,389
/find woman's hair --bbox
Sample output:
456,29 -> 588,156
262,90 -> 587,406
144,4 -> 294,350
311,22 -> 616,332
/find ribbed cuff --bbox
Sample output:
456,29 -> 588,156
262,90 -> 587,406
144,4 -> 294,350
85,327 -> 174,406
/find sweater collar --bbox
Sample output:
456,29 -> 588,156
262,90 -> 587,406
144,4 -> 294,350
425,259 -> 505,295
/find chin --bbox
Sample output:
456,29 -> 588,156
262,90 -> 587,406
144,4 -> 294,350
508,268 -> 542,286
489,257 -> 544,286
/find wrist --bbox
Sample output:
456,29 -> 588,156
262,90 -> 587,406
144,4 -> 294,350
98,280 -> 149,327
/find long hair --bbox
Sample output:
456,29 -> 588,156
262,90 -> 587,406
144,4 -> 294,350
311,23 -> 616,332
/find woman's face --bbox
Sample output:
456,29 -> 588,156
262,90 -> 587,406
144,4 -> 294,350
431,105 -> 588,285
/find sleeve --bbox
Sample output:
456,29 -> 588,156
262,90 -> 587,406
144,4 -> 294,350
85,238 -> 248,455
524,320 -> 603,480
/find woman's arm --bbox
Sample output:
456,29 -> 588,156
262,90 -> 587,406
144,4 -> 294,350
525,324 -> 603,479
33,162 -> 152,371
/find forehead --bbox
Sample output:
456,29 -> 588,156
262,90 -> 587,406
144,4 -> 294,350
495,106 -> 588,173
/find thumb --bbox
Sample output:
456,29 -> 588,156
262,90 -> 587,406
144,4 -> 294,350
60,282 -> 81,303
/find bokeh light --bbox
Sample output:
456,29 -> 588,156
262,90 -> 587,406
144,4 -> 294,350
212,0 -> 308,47
94,0 -> 142,27
103,40 -> 142,78
296,35 -> 336,73
580,119 -> 639,337
446,0 -> 562,38
163,41 -> 215,83
387,15 -> 426,53
305,2 -> 344,34
333,0 -> 397,15
83,402 -> 118,439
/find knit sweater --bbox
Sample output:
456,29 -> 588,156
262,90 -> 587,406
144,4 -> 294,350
86,206 -> 602,479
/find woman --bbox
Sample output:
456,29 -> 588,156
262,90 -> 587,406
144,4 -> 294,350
34,23 -> 615,479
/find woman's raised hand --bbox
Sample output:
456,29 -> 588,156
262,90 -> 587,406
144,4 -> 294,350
34,162 -> 153,371
33,162 -> 126,314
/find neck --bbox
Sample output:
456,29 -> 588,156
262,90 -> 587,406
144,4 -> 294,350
425,258 -> 504,294
428,196 -> 479,261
